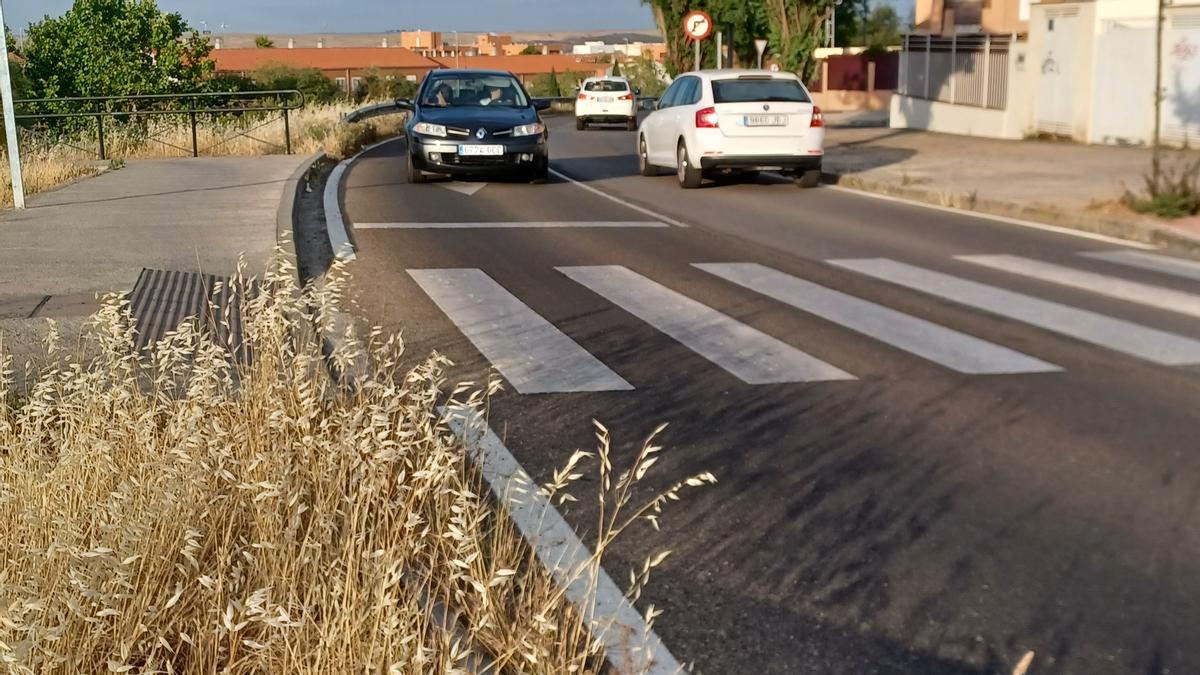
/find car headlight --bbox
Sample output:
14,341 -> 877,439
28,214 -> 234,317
512,122 -> 545,137
413,122 -> 446,137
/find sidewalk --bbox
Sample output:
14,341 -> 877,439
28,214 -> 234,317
0,154 -> 307,368
823,127 -> 1200,250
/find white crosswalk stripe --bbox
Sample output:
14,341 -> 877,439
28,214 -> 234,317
958,254 -> 1200,319
408,268 -> 633,394
830,258 -> 1200,366
695,262 -> 1061,374
1079,249 -> 1200,283
558,265 -> 855,384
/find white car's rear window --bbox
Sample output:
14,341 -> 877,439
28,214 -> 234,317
584,80 -> 630,92
711,78 -> 810,104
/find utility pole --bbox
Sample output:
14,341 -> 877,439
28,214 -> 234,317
1152,0 -> 1166,188
0,0 -> 25,209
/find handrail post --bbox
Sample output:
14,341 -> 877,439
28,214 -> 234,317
189,98 -> 198,158
95,100 -> 106,160
283,107 -> 292,155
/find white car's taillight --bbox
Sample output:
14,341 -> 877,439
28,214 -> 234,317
810,106 -> 824,128
695,107 -> 719,128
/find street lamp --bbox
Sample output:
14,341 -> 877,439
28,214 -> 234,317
0,0 -> 25,209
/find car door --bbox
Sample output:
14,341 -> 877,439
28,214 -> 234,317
669,76 -> 701,160
645,79 -> 683,165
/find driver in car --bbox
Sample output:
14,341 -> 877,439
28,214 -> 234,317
480,80 -> 516,106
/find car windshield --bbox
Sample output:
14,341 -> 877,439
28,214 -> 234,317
711,78 -> 811,104
584,80 -> 629,92
421,74 -> 530,108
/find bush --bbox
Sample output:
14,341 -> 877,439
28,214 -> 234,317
1124,158 -> 1200,219
353,68 -> 419,103
252,63 -> 341,104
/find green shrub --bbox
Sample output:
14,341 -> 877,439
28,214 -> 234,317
1124,158 -> 1200,219
329,122 -> 378,159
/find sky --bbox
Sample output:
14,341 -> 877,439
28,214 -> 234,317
3,0 -> 660,34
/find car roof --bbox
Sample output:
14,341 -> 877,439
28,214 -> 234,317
583,75 -> 630,81
428,68 -> 518,78
688,69 -> 800,81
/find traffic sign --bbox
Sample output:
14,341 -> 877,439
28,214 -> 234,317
754,38 -> 768,69
684,10 -> 713,41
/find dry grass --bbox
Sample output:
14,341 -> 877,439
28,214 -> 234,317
0,254 -> 709,674
0,102 -> 405,207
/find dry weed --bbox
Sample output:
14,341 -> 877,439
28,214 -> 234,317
0,253 -> 707,674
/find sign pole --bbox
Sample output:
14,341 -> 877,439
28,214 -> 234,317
694,40 -> 701,71
0,0 -> 25,209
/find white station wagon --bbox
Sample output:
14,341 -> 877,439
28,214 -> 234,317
637,70 -> 825,189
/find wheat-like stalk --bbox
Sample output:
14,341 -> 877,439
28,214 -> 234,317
0,252 -> 708,674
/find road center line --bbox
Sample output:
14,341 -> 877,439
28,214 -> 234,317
357,221 -> 668,230
558,265 -> 855,383
409,268 -> 632,394
831,257 -> 1200,366
695,262 -> 1060,374
958,254 -> 1200,319
548,166 -> 691,228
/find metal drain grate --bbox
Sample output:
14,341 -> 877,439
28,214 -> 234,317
129,269 -> 253,359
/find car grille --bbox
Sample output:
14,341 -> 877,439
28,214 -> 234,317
443,154 -> 512,166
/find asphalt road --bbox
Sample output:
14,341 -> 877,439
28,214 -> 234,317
337,116 -> 1200,675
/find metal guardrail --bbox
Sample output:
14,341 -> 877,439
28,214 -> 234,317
13,90 -> 306,159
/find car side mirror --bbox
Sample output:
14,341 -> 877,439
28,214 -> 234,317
395,98 -> 415,111
533,99 -> 552,111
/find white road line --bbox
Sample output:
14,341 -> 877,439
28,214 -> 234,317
442,406 -> 685,675
357,221 -> 668,230
830,258 -> 1200,366
408,268 -> 632,394
1080,249 -> 1200,283
695,262 -> 1061,375
548,167 -> 691,228
558,265 -> 855,383
958,254 -> 1200,320
821,184 -> 1160,250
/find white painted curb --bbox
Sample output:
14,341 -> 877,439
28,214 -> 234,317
444,406 -> 686,675
323,136 -> 407,262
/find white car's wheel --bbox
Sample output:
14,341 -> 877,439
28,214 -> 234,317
575,118 -> 586,131
676,142 -> 702,189
795,169 -> 822,189
638,137 -> 656,177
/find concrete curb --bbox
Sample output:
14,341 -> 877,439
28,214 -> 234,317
323,136 -> 406,263
824,171 -> 1200,254
276,151 -> 328,284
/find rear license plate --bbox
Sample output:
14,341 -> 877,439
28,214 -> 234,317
598,96 -> 615,102
744,114 -> 787,127
458,145 -> 505,156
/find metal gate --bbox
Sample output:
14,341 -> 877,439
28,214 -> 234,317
1162,11 -> 1200,145
1036,7 -> 1081,136
1092,20 -> 1155,145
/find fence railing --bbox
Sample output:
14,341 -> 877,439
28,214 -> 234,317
13,90 -> 306,159
898,34 -> 1014,110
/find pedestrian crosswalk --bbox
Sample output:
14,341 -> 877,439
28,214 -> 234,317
406,249 -> 1200,393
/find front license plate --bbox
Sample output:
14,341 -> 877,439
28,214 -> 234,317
458,145 -> 505,156
744,114 -> 787,127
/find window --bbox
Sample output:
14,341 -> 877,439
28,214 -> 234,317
584,79 -> 630,92
335,77 -> 347,90
351,77 -> 363,91
671,76 -> 700,106
419,73 -> 530,108
658,79 -> 684,108
711,78 -> 811,104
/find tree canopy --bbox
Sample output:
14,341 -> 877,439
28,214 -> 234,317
862,5 -> 903,52
255,35 -> 274,48
23,0 -> 213,100
641,0 -> 836,79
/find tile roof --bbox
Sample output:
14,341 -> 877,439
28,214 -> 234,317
429,54 -> 608,76
211,47 -> 440,72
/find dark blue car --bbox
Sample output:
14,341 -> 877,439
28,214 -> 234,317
398,69 -> 551,184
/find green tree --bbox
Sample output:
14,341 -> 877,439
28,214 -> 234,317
23,0 -> 213,100
251,63 -> 340,104
354,68 -> 418,103
520,44 -> 540,55
834,0 -> 870,47
611,60 -> 623,77
623,56 -> 667,97
862,5 -> 902,51
255,35 -> 274,48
